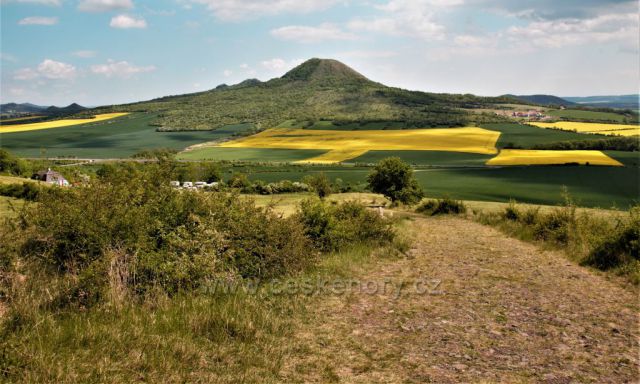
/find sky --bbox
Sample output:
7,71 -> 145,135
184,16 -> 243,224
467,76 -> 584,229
1,0 -> 638,106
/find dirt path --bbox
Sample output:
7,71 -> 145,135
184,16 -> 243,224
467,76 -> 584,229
282,216 -> 639,383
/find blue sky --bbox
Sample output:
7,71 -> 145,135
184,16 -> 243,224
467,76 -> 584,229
1,0 -> 638,106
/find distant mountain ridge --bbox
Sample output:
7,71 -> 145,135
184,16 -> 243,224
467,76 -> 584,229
503,94 -> 574,106
562,95 -> 639,110
0,102 -> 87,116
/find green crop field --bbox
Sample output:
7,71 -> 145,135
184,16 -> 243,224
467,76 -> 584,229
178,147 -> 327,162
605,151 -> 640,166
482,123 -> 604,148
351,150 -> 492,166
547,109 -> 627,122
233,163 -> 638,208
0,113 -> 253,158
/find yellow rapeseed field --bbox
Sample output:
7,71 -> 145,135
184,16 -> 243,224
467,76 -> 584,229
0,113 -> 129,133
219,127 -> 501,163
530,121 -> 640,137
486,149 -> 623,166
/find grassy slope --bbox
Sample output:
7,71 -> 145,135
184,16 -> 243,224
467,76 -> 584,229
0,114 -> 253,158
0,175 -> 39,184
1,240 -> 381,383
0,196 -> 24,218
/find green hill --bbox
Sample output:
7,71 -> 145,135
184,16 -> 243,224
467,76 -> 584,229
96,58 -> 515,131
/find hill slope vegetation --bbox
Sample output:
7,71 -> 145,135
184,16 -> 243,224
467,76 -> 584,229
95,58 -> 516,131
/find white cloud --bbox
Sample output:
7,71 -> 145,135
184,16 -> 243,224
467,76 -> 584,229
14,59 -> 77,81
13,68 -> 39,81
261,58 -> 304,72
18,16 -> 58,25
271,23 -> 357,43
506,13 -> 638,49
223,69 -> 233,77
91,60 -> 156,78
0,53 -> 18,62
78,0 -> 133,12
72,50 -> 98,58
38,59 -> 77,79
188,0 -> 339,21
347,0 -> 461,41
337,50 -> 398,59
9,88 -> 27,97
110,14 -> 147,29
2,0 -> 61,5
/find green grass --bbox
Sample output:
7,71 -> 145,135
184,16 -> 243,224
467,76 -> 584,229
351,150 -> 492,166
0,243 -> 381,383
0,114 -> 253,158
178,147 -> 327,162
547,109 -> 627,123
482,123 -> 605,148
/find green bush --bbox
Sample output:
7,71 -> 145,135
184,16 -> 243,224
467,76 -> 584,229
0,182 -> 42,201
8,163 -> 313,307
583,208 -> 640,270
532,207 -> 575,245
295,199 -> 394,252
416,197 -> 467,216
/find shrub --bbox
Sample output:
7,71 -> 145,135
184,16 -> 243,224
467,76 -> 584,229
583,208 -> 640,270
0,183 -> 41,201
416,197 -> 467,216
531,207 -> 575,245
0,149 -> 28,176
7,163 -> 313,307
295,199 -> 394,252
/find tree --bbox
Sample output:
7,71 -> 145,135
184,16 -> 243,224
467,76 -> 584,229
200,163 -> 222,183
305,172 -> 332,199
367,157 -> 424,205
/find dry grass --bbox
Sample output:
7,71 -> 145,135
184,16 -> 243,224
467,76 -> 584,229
0,175 -> 40,184
219,127 -> 501,163
486,149 -> 623,166
0,113 -> 129,133
0,196 -> 25,218
531,122 -> 640,137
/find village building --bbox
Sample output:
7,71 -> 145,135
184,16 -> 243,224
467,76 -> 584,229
32,168 -> 70,186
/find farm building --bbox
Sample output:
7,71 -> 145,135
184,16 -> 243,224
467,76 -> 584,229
33,168 -> 70,186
